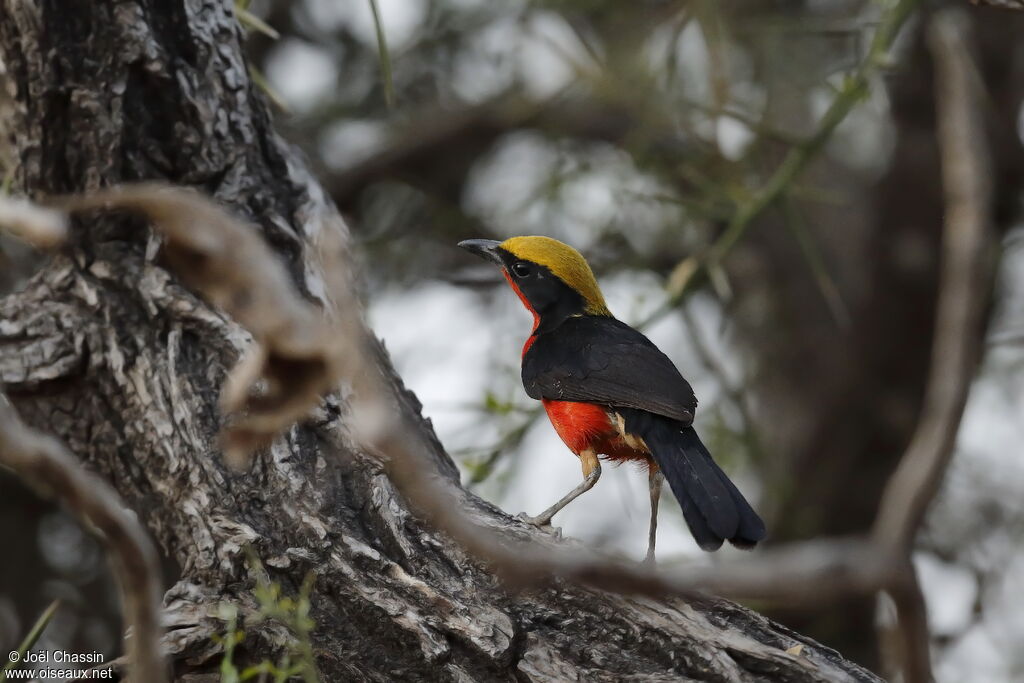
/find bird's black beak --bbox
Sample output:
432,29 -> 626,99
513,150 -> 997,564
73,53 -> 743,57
458,239 -> 504,266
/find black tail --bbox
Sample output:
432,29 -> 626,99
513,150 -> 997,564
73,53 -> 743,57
623,409 -> 766,551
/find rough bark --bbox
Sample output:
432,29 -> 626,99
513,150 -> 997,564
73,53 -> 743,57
0,2 -> 880,681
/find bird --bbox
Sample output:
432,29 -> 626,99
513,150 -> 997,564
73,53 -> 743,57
458,235 -> 766,559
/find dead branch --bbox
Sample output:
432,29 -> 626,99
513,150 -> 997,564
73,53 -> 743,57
55,186 -> 349,469
0,396 -> 166,683
968,0 -> 1024,10
0,195 -> 67,247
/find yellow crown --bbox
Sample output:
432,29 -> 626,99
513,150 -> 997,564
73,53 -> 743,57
500,236 -> 611,316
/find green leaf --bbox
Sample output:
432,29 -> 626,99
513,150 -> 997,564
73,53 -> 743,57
1,600 -> 60,681
367,0 -> 395,108
1,167 -> 14,195
781,196 -> 851,328
249,66 -> 291,114
239,661 -> 274,681
235,4 -> 280,40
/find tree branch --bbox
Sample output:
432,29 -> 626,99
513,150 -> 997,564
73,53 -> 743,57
873,7 -> 992,552
0,196 -> 67,247
968,0 -> 1024,10
871,11 -> 993,679
57,186 -> 349,469
0,396 -> 166,683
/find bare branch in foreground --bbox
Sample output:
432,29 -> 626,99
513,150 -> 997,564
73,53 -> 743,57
0,184 -> 370,471
968,0 -> 1024,10
0,195 -> 67,247
0,396 -> 166,683
55,186 -> 349,468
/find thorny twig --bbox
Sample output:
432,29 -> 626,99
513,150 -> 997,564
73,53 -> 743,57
641,0 -> 924,319
676,301 -> 765,470
696,0 -> 922,284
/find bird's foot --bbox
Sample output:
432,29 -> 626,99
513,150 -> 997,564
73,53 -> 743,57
516,512 -> 562,538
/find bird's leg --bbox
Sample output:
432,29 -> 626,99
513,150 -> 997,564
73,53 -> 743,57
521,449 -> 601,528
644,467 -> 663,565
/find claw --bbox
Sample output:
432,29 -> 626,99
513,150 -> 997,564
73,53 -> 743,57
516,512 -> 561,537
516,511 -> 544,526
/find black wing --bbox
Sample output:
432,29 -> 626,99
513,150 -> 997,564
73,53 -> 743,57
522,316 -> 697,424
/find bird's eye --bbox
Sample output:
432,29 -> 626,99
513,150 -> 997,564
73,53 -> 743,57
511,262 -> 532,278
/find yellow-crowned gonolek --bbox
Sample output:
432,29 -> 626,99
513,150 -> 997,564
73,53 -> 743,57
459,236 -> 766,559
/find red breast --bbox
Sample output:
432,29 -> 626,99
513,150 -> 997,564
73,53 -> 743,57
502,269 -> 539,356
541,398 -> 651,464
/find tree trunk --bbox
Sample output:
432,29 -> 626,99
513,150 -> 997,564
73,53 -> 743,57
0,2 -> 879,680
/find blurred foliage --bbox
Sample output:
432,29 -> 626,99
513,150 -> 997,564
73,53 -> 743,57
216,551 -> 320,683
245,0 -> 913,283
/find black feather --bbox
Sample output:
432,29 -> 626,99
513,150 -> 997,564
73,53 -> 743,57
621,409 -> 766,550
519,312 -> 764,551
523,316 -> 697,424
675,486 -> 726,552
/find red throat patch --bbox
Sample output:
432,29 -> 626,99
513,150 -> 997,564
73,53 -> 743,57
502,269 -> 540,356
